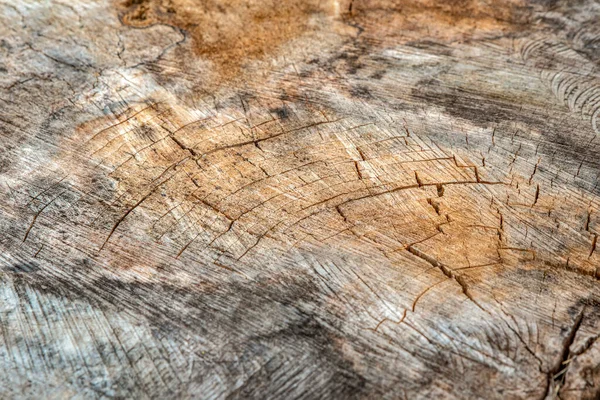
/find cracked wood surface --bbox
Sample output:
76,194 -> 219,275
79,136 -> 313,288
0,0 -> 599,398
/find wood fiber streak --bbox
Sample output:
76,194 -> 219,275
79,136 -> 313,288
0,0 -> 599,398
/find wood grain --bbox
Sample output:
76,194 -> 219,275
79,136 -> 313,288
0,0 -> 599,398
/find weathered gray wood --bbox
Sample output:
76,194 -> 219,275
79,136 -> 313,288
0,0 -> 599,398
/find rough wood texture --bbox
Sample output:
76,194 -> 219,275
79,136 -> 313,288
1,0 -> 599,398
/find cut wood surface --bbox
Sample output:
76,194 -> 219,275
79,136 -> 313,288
0,0 -> 599,398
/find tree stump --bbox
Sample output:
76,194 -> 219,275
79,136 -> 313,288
0,0 -> 599,398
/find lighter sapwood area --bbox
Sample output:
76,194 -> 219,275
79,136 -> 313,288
0,0 -> 599,398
